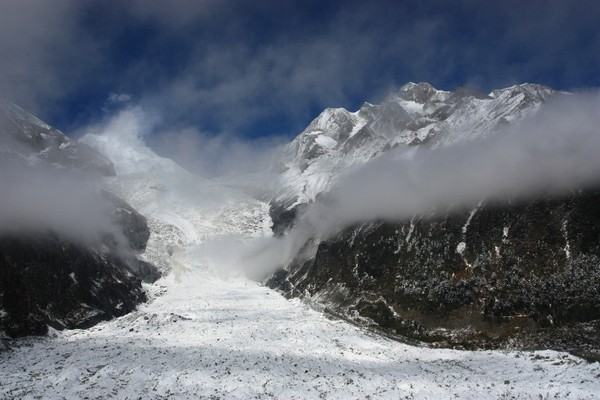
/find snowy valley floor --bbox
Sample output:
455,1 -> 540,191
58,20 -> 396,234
1,265 -> 600,400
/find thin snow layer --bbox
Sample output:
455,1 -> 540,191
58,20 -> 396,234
2,269 -> 599,400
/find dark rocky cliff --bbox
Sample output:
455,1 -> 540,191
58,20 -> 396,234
0,233 -> 146,337
268,191 -> 600,359
0,101 -> 159,338
0,190 -> 159,338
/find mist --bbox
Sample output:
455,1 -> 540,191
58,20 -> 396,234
15,89 -> 600,282
236,90 -> 600,278
148,126 -> 287,180
107,89 -> 600,281
311,92 -> 600,229
0,104 -> 132,249
79,104 -> 286,203
0,160 -> 127,248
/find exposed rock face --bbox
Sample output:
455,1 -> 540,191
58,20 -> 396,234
0,233 -> 147,337
102,190 -> 151,252
101,190 -> 160,284
0,101 -> 159,338
0,198 -> 158,337
269,201 -> 304,237
268,190 -> 600,358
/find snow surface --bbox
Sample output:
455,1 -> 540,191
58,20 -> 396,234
2,258 -> 600,399
2,108 -> 600,399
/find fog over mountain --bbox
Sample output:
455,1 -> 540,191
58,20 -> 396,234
177,86 -> 595,280
3,2 -> 600,399
299,90 -> 600,238
3,79 -> 600,399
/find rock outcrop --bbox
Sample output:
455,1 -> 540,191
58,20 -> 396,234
268,190 -> 600,359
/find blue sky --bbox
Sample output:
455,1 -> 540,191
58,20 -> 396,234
1,0 -> 599,140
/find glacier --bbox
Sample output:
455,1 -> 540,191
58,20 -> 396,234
2,86 -> 600,399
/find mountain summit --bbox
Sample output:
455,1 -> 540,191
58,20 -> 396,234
275,82 -> 557,208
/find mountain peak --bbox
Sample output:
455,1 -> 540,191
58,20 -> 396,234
277,81 -> 559,206
399,81 -> 436,90
305,107 -> 355,134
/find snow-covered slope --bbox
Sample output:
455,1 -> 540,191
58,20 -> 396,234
81,113 -> 272,272
275,82 -> 557,208
3,102 -> 600,399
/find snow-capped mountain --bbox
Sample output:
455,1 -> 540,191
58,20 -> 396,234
3,96 -> 600,400
3,90 -> 600,399
275,82 -> 557,208
268,82 -> 600,358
